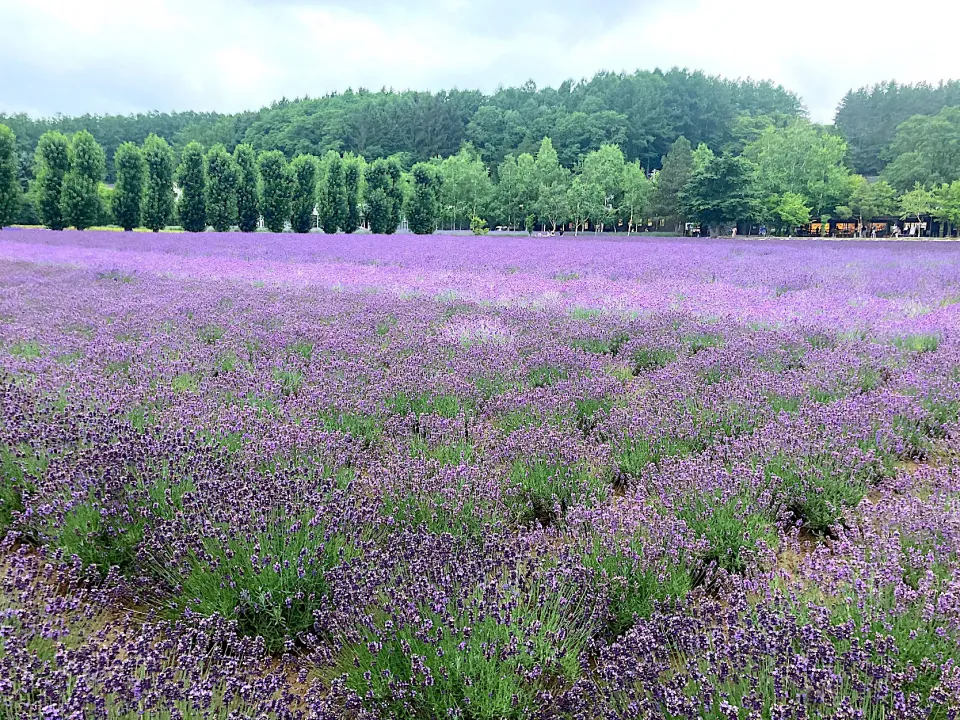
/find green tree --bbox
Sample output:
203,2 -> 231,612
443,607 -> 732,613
651,136 -> 694,232
407,162 -> 441,234
111,142 -> 145,231
289,154 -> 319,233
438,147 -> 493,230
258,150 -> 291,233
567,175 -> 602,235
898,183 -> 934,231
34,131 -> 71,230
177,142 -> 207,232
681,154 -> 758,235
581,144 -> 626,232
495,153 -> 537,230
882,107 -> 960,192
848,176 -> 897,227
743,121 -> 853,219
621,161 -> 653,235
933,181 -> 960,235
773,192 -> 811,234
142,134 -> 175,232
233,143 -> 260,233
386,158 -> 404,231
344,158 -> 362,233
319,152 -> 348,233
0,124 -> 18,228
205,144 -> 238,232
61,130 -> 106,231
364,158 -> 400,234
533,138 -> 570,230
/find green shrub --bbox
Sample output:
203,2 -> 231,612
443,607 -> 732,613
893,334 -> 940,353
675,493 -> 777,575
506,460 -> 607,526
320,410 -> 382,448
763,455 -> 870,535
164,510 -> 358,651
630,347 -> 677,374
580,531 -> 692,636
333,577 -> 592,719
527,365 -> 568,388
388,392 -> 467,419
571,333 -> 629,356
684,333 -> 724,354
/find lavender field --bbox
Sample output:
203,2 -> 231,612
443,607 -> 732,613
2,227 -> 960,719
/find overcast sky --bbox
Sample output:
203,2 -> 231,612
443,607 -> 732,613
3,0 -> 959,124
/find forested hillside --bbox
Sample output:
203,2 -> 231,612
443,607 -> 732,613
1,69 -> 802,182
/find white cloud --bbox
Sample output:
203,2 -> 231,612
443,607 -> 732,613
2,0 -> 960,122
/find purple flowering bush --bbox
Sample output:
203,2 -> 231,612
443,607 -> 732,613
2,228 -> 960,718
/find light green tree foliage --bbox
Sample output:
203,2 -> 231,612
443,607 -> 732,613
0,124 -> 19,228
258,150 -> 291,233
848,176 -> 897,225
34,131 -> 71,230
61,130 -> 106,231
177,142 -> 207,232
407,162 -> 441,234
773,192 -> 811,233
438,147 -> 493,230
496,153 -> 538,229
567,175 -> 602,235
883,107 -> 960,192
142,134 -> 175,232
289,155 -> 319,234
691,143 -> 716,173
205,144 -> 239,232
233,144 -> 260,233
933,181 -> 960,233
111,142 -> 145,231
651,136 -> 694,231
344,156 -> 362,233
533,138 -> 570,230
681,154 -> 758,235
898,182 -> 935,222
621,161 -> 653,234
744,121 -> 852,219
581,144 -> 625,231
319,151 -> 349,233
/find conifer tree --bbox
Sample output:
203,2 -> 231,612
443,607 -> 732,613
112,142 -> 145,231
258,150 -> 291,233
177,142 -> 207,232
142,134 -> 175,232
34,131 -> 71,230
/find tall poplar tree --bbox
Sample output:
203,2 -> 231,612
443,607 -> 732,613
142,134 -> 175,232
34,131 -> 71,230
319,151 -> 349,233
177,142 -> 207,232
289,155 -> 319,233
0,124 -> 18,229
407,162 -> 441,234
111,142 -> 145,231
344,158 -> 361,233
61,130 -> 106,231
205,144 -> 238,232
233,144 -> 260,233
258,150 -> 291,233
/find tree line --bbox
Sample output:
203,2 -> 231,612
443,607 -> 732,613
4,116 -> 960,237
1,69 -> 803,185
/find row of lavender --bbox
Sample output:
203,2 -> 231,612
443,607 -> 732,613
2,228 -> 960,718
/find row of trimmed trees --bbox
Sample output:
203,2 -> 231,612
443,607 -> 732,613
0,124 -> 425,233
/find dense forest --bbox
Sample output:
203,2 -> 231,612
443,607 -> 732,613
3,68 -> 960,236
1,69 -> 803,183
